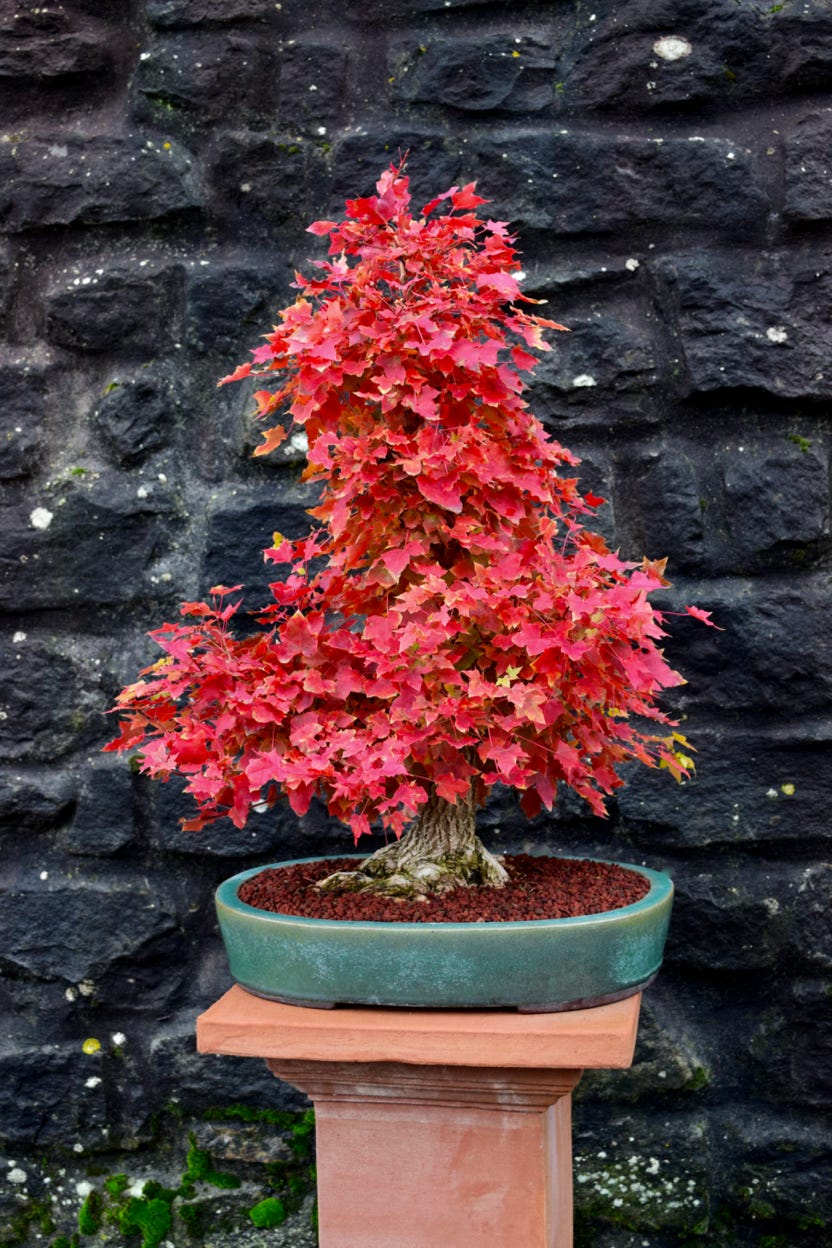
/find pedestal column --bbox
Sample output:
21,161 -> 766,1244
197,987 -> 641,1248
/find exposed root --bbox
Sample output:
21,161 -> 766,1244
315,793 -> 509,899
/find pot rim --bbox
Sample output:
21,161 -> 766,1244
216,853 -> 673,931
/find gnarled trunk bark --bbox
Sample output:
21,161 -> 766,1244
316,792 -> 509,899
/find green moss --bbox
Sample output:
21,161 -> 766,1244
249,1196 -> 287,1229
104,1173 -> 129,1196
119,1196 -> 172,1248
183,1133 -> 240,1190
685,1065 -> 711,1091
788,433 -> 812,453
77,1191 -> 102,1235
178,1200 -> 210,1236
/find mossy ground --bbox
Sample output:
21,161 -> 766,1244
0,1106 -> 317,1248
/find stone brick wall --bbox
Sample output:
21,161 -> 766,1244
1,1 -> 831,1244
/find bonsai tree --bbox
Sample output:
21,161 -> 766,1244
107,164 -> 713,898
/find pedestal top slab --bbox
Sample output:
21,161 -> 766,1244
197,985 -> 641,1069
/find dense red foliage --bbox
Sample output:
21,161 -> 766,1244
106,165 -> 712,841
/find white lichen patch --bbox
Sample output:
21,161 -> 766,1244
574,1148 -> 704,1228
766,326 -> 788,343
572,374 -> 598,388
8,1168 -> 27,1185
30,506 -> 54,530
652,36 -> 693,61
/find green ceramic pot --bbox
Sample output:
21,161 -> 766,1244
215,855 -> 673,1012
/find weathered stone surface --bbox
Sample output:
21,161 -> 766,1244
0,476 -> 179,610
0,356 -> 50,479
201,486 -> 318,604
659,576 -> 832,718
278,40 -> 348,124
618,725 -> 832,850
147,0 -> 281,25
0,769 -> 74,837
533,311 -> 660,405
92,367 -> 184,464
578,994 -> 709,1103
207,133 -> 312,233
185,262 -> 290,357
615,445 -> 705,571
329,128 -> 462,210
0,136 -> 202,231
151,1023 -> 309,1113
720,1112 -> 832,1227
656,250 -> 832,398
573,1112 -> 710,1235
667,863 -> 794,972
784,108 -> 832,221
390,34 -> 557,112
0,9 -> 111,81
719,440 -> 829,571
45,261 -> 184,354
0,1044 -> 108,1146
62,767 -> 137,856
466,131 -> 767,235
135,32 -> 279,126
561,0 -> 832,112
0,878 -> 182,984
748,980 -> 832,1109
0,640 -> 101,762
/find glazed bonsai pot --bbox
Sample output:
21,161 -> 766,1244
215,855 -> 673,1012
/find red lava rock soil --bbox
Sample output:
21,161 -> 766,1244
238,854 -> 650,923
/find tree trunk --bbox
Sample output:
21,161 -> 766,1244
316,792 -> 509,899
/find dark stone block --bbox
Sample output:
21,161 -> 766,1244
201,485 -> 318,606
62,767 -> 137,856
390,34 -> 556,113
720,441 -> 829,571
45,262 -> 184,354
466,131 -> 767,236
786,863 -> 831,972
618,725 -> 832,851
92,367 -> 183,464
0,1044 -> 107,1146
615,446 -> 705,571
150,1023 -> 309,1113
0,476 -> 179,610
329,129 -> 462,211
0,135 -> 202,231
578,993 -> 708,1103
573,1110 -> 711,1235
774,1 -> 832,92
666,863 -> 790,971
147,0 -> 281,25
0,355 -> 50,479
185,262 -> 291,357
278,40 -> 348,124
208,133 -> 312,233
0,878 -> 182,985
748,980 -> 832,1110
721,1112 -> 832,1225
561,0 -> 832,113
135,32 -> 278,127
0,9 -> 111,81
660,578 -> 832,718
0,640 -> 100,762
533,312 -> 660,400
784,110 -> 832,221
0,770 -> 74,836
655,251 -> 832,398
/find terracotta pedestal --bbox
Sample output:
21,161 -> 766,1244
197,986 -> 641,1248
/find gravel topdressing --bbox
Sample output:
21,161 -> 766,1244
238,854 -> 651,923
